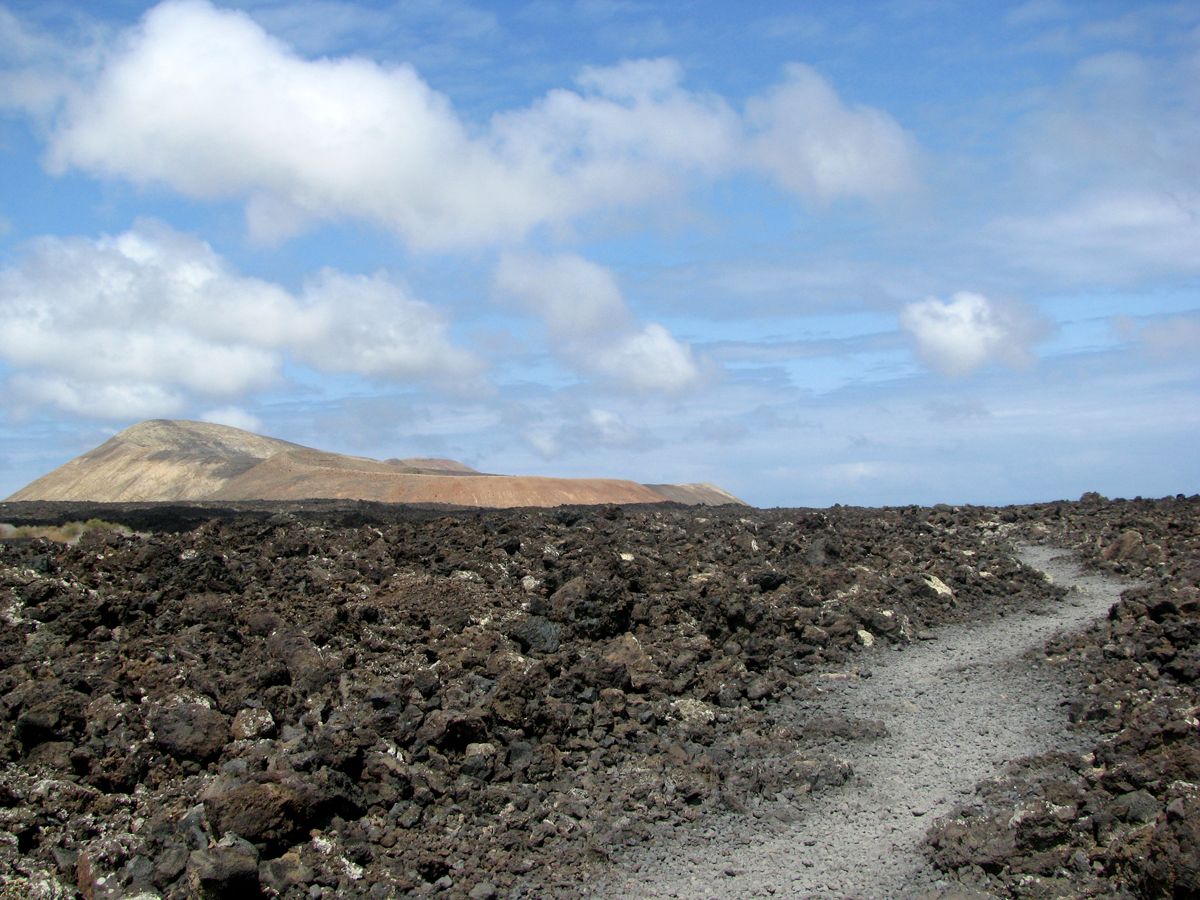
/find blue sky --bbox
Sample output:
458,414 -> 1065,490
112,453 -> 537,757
0,0 -> 1197,507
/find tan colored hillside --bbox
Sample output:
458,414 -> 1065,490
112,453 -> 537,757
8,420 -> 305,502
643,483 -> 745,505
384,457 -> 480,475
7,420 -> 744,508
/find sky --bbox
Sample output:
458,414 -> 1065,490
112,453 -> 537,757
0,0 -> 1197,508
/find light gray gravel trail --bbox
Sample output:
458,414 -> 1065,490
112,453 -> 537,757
591,545 -> 1128,899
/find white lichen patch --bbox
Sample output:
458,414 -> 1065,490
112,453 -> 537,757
670,697 -> 716,724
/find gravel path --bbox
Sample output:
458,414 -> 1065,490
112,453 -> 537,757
592,545 -> 1128,899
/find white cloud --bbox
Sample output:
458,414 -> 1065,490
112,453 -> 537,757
523,425 -> 562,460
5,1 -> 917,249
0,220 -> 482,420
994,50 -> 1200,284
995,189 -> 1200,282
41,0 -> 537,248
200,405 -> 263,433
494,57 -> 742,186
900,292 -> 1040,377
585,408 -> 639,445
493,253 -> 702,393
494,253 -> 630,339
0,226 -> 282,404
296,270 -> 482,381
6,375 -> 186,421
591,323 -> 701,392
745,63 -> 918,203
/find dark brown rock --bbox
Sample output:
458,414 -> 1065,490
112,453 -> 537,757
205,781 -> 314,851
186,837 -> 260,898
150,703 -> 230,762
0,495 -> 1194,898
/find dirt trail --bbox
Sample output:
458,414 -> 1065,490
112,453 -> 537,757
593,545 -> 1129,899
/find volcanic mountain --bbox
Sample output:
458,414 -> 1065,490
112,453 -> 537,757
7,420 -> 743,507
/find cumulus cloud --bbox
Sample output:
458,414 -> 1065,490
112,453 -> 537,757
0,221 -> 481,419
35,0 -> 544,247
584,409 -> 640,446
591,324 -> 702,392
6,375 -> 186,421
494,253 -> 702,393
295,270 -> 481,380
492,57 -> 742,204
522,425 -> 562,460
745,63 -> 917,203
494,253 -> 630,339
3,1 -> 917,248
900,292 -> 1040,377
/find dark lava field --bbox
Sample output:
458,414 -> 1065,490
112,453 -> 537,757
0,496 -> 1196,898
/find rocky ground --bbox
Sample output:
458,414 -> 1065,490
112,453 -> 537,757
926,495 -> 1200,898
591,544 -> 1128,898
0,496 -> 1194,898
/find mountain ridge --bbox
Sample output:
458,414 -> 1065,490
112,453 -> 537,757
8,420 -> 744,508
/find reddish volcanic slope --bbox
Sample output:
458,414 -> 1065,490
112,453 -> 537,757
7,419 -> 743,508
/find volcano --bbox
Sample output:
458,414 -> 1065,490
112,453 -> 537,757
6,419 -> 743,508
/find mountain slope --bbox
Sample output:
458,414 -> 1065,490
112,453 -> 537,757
8,420 -> 306,502
8,420 -> 743,507
643,483 -> 745,506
